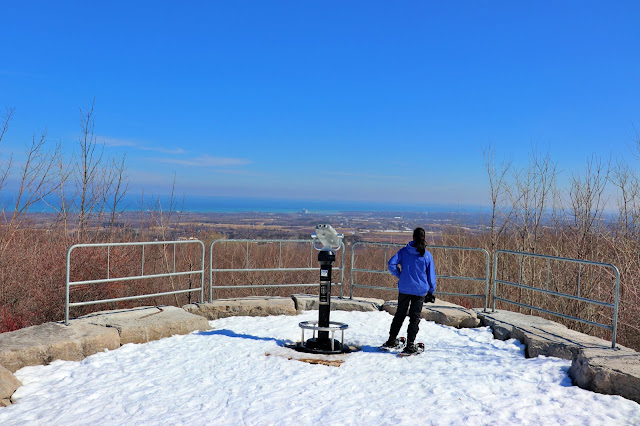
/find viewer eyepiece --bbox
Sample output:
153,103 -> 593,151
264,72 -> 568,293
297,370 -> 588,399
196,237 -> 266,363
312,224 -> 344,250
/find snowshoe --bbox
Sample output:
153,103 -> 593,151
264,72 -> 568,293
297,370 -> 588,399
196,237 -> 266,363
378,336 -> 406,352
397,342 -> 425,357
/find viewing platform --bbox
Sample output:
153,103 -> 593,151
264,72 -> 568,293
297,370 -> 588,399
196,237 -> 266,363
1,295 -> 638,406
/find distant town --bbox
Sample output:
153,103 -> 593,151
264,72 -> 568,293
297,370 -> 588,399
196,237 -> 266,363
128,209 -> 489,243
24,209 -> 489,243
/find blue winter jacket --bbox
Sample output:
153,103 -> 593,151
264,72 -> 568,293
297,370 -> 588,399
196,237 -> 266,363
387,241 -> 437,296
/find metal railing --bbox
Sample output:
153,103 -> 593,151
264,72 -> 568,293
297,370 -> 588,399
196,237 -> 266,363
350,242 -> 490,310
492,250 -> 620,348
209,239 -> 345,302
65,240 -> 206,325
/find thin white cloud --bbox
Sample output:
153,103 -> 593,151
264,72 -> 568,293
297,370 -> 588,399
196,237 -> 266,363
334,171 -> 404,180
99,136 -> 185,155
155,154 -> 252,168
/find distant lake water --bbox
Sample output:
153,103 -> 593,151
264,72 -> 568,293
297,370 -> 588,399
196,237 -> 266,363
22,195 -> 486,215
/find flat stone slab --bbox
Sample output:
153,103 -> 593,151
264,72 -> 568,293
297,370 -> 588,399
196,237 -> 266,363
265,345 -> 356,367
383,299 -> 480,328
568,347 -> 640,404
74,306 -> 211,345
473,309 -> 614,359
0,322 -> 120,373
183,297 -> 297,320
292,294 -> 384,313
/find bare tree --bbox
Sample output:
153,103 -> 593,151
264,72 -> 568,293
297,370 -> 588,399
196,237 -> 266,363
0,108 -> 16,194
53,152 -> 73,236
508,146 -> 557,253
69,99 -> 130,241
107,155 -> 129,241
75,99 -> 105,239
0,113 -> 61,252
565,155 -> 610,259
483,143 -> 512,253
610,161 -> 640,239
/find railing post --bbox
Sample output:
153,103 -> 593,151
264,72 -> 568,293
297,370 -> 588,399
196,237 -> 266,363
546,258 -> 550,290
350,242 -> 356,299
612,265 -> 620,349
577,263 -> 582,298
65,245 -> 74,325
518,254 -> 523,285
340,242 -> 345,298
209,240 -> 216,303
200,240 -> 205,303
483,248 -> 489,312
492,251 -> 499,312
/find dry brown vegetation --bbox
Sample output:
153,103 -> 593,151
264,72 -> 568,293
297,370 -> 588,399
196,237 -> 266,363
1,105 -> 640,352
471,144 -> 640,350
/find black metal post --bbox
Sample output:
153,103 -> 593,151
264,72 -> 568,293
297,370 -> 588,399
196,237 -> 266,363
307,247 -> 334,350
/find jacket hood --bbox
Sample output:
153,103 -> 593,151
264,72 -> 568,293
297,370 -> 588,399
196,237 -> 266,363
405,240 -> 421,255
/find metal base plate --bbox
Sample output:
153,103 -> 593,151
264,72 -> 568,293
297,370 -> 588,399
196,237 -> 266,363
287,340 -> 357,355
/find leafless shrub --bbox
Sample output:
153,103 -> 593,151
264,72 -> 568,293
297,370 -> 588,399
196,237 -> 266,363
483,143 -> 512,254
507,146 -> 557,253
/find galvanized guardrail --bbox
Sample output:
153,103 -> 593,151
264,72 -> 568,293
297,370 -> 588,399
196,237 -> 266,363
209,239 -> 345,302
350,241 -> 490,310
492,249 -> 620,348
65,240 -> 205,325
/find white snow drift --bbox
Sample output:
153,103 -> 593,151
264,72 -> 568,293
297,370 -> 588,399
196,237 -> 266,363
1,310 -> 639,425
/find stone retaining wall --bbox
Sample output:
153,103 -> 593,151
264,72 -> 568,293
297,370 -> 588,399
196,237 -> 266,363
1,296 -> 639,406
475,309 -> 640,403
383,299 -> 481,328
183,296 -> 298,320
569,347 -> 640,402
72,306 -> 210,345
0,306 -> 210,406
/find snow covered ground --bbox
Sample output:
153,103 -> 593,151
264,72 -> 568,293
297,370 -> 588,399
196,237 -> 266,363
1,310 -> 639,425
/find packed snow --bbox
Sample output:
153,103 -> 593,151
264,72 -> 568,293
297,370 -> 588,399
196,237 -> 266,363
1,310 -> 639,425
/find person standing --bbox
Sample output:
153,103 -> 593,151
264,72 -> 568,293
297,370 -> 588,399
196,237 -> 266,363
382,227 -> 437,354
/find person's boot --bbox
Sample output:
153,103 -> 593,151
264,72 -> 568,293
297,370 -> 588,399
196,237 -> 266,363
382,336 -> 405,349
402,342 -> 418,354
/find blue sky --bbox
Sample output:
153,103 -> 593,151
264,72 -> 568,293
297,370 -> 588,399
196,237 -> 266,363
1,1 -> 639,207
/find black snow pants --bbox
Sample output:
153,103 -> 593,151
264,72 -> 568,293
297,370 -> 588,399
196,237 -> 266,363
389,293 -> 425,344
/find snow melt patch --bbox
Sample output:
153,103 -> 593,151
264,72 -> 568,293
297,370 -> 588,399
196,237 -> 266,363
1,310 -> 639,425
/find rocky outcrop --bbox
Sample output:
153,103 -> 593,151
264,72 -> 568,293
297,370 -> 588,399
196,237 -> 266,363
569,347 -> 640,403
474,309 -> 612,359
0,365 -> 21,407
475,309 -> 640,403
0,322 -> 120,373
2,298 -> 639,407
73,306 -> 211,345
183,297 -> 297,320
383,299 -> 480,328
292,294 -> 384,312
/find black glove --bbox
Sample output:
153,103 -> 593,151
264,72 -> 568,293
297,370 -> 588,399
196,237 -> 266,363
425,293 -> 436,303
